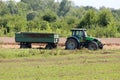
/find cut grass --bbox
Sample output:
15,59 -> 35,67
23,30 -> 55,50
0,48 -> 120,59
0,49 -> 120,80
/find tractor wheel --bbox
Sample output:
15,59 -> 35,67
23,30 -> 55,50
65,39 -> 77,50
88,41 -> 98,50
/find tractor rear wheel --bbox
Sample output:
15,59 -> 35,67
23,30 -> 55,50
65,39 -> 77,50
88,41 -> 98,50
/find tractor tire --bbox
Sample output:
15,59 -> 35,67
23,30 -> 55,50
88,41 -> 98,50
65,39 -> 77,50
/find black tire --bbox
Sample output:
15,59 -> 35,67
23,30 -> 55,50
65,39 -> 77,50
20,42 -> 31,48
45,44 -> 53,49
51,43 -> 57,48
99,43 -> 104,49
88,41 -> 98,50
27,43 -> 32,48
99,45 -> 103,49
20,44 -> 27,48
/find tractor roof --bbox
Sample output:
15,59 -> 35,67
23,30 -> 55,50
71,28 -> 87,31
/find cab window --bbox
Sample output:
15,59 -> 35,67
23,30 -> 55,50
72,31 -> 75,36
77,31 -> 83,37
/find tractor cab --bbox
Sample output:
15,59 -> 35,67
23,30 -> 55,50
71,29 -> 87,42
71,29 -> 87,37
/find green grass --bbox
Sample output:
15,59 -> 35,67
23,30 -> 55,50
0,49 -> 120,80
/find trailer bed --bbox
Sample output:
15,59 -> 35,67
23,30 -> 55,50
15,32 -> 59,43
15,32 -> 59,49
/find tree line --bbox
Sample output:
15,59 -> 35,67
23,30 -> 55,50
0,0 -> 120,37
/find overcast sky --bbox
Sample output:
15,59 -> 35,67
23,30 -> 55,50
71,0 -> 120,9
2,0 -> 120,9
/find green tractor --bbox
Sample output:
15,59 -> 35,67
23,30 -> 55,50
65,29 -> 104,50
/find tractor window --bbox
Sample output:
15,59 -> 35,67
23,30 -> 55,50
77,31 -> 83,37
72,30 -> 84,37
72,31 -> 75,36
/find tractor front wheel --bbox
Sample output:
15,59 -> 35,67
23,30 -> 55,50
65,39 -> 77,50
88,41 -> 98,50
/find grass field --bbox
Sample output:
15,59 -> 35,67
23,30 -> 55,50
0,49 -> 120,80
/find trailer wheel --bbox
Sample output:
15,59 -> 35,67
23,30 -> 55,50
20,44 -> 27,48
27,43 -> 32,48
20,42 -> 31,48
45,44 -> 53,49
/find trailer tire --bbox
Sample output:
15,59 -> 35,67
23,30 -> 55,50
45,44 -> 53,49
20,42 -> 31,48
20,44 -> 27,48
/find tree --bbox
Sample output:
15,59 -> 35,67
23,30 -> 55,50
27,11 -> 37,21
6,15 -> 27,32
7,0 -> 18,14
0,1 -> 9,16
43,13 -> 56,22
97,9 -> 114,27
17,2 -> 28,16
21,0 -> 55,11
112,9 -> 118,20
77,10 -> 96,28
58,0 -> 72,16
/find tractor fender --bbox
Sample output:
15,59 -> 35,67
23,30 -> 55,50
86,39 -> 98,45
86,39 -> 98,43
66,36 -> 80,47
93,39 -> 104,49
93,39 -> 98,42
87,39 -> 103,49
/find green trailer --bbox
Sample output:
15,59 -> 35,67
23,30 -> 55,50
15,32 -> 59,49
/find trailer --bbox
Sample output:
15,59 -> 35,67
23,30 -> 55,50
15,32 -> 59,49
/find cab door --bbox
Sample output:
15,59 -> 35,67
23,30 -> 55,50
77,31 -> 84,42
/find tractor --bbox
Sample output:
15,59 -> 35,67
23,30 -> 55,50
65,29 -> 104,50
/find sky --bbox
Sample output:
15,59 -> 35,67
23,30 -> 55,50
71,0 -> 120,9
2,0 -> 120,9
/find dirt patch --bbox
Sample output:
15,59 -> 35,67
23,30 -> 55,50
103,45 -> 120,50
1,44 -> 120,50
0,44 -> 19,49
